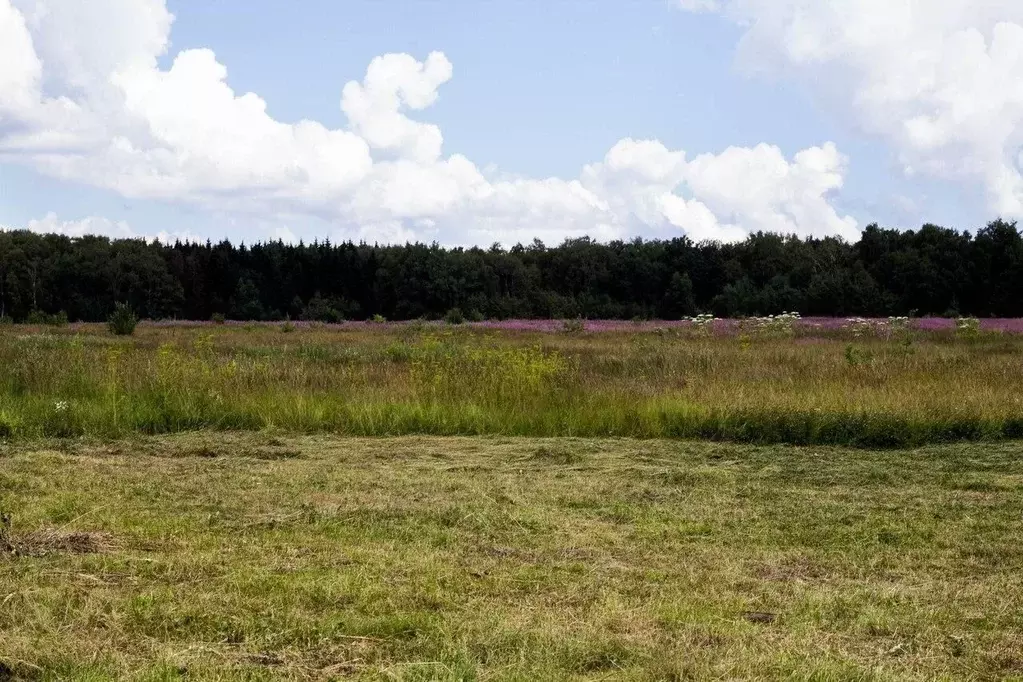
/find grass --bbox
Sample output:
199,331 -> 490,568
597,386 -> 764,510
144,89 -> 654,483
0,434 -> 1021,680
2,322 -> 1023,445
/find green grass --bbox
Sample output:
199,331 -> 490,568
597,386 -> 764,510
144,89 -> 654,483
1,435 -> 1022,680
2,323 -> 1023,445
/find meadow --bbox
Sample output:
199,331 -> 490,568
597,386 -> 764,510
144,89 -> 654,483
2,318 -> 1023,680
1,435 -> 1021,680
1,316 -> 1023,446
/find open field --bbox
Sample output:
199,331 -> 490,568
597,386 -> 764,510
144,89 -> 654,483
1,434 -> 1021,680
2,319 -> 1023,446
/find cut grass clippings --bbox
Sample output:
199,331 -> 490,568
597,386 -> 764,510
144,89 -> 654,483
1,434 -> 1021,680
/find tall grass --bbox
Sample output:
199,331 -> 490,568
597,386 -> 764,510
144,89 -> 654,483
1,322 -> 1022,445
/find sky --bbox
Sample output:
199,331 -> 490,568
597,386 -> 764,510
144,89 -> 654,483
1,0 -> 1021,246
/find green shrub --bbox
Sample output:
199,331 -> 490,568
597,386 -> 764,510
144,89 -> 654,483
211,313 -> 226,325
301,293 -> 344,323
281,319 -> 297,333
0,315 -> 12,326
444,307 -> 465,325
26,310 -> 68,326
844,344 -> 872,366
370,314 -> 387,324
107,303 -> 139,336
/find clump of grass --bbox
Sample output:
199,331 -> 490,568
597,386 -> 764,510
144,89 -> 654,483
562,317 -> 586,333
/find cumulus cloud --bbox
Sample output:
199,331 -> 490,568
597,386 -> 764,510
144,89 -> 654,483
681,0 -> 1023,218
0,0 -> 858,244
341,52 -> 453,163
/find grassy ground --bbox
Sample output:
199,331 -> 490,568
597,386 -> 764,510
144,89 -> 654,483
3,322 -> 1023,445
1,434 -> 1021,680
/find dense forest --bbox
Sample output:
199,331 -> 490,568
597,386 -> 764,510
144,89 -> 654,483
0,220 -> 1021,322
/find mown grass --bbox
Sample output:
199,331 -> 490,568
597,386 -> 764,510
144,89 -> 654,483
2,323 -> 1023,445
1,435 -> 1021,680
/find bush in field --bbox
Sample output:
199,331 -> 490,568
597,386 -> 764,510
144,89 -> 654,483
370,314 -> 387,324
444,307 -> 465,325
281,319 -> 297,333
107,303 -> 138,336
211,313 -> 226,325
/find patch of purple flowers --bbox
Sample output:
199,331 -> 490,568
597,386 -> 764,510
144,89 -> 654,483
108,317 -> 1023,334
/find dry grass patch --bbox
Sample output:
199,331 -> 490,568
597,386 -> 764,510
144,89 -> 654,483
1,514 -> 115,558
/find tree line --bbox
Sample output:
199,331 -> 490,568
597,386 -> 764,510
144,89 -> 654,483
1,220 -> 1021,322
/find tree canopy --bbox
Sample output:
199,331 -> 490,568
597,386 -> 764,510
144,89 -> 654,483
1,221 -> 1020,321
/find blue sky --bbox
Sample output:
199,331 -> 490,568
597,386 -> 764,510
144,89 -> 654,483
0,0 -> 1017,245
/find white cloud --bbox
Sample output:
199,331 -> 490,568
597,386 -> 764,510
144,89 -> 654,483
24,213 -> 134,239
341,52 -> 452,163
578,138 -> 859,243
681,0 -> 1023,218
0,0 -> 40,113
274,227 -> 299,245
2,212 -> 202,244
0,0 -> 858,245
677,0 -> 719,12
